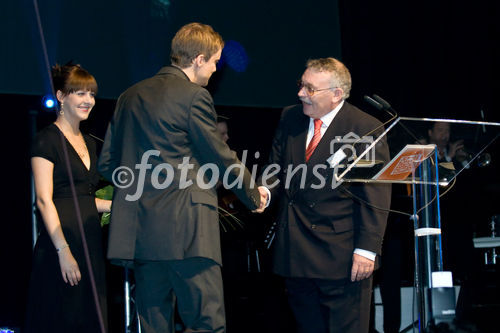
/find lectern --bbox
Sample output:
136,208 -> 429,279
334,117 -> 500,332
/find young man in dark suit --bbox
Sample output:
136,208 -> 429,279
98,22 -> 267,333
262,58 -> 391,333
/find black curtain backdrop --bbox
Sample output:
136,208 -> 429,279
340,0 -> 499,121
0,0 -> 341,107
1,0 -> 499,330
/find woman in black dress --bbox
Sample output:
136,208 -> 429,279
25,63 -> 111,332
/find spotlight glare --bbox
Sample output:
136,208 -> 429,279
45,99 -> 54,108
42,95 -> 56,110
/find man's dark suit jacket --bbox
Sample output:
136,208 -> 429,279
98,66 -> 260,265
266,102 -> 391,280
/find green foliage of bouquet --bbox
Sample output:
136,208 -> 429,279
94,184 -> 244,230
95,185 -> 113,227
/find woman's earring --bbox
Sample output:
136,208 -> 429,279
59,103 -> 64,115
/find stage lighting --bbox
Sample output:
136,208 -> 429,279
220,40 -> 249,73
42,95 -> 56,110
0,328 -> 15,333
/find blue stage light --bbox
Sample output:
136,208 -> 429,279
220,40 -> 249,73
0,328 -> 15,333
42,95 -> 56,110
45,99 -> 55,108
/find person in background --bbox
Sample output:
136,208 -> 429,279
426,121 -> 468,164
216,115 -> 230,144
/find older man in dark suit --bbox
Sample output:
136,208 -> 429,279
262,58 -> 391,333
98,23 -> 267,333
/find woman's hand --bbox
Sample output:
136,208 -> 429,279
57,248 -> 81,286
33,156 -> 81,286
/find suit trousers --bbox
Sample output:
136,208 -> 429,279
134,257 -> 225,333
285,276 -> 373,333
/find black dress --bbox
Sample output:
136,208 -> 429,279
25,124 -> 107,332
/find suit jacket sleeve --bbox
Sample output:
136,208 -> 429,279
351,133 -> 391,254
188,88 -> 260,211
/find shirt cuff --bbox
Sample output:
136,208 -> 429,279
354,248 -> 376,261
260,186 -> 271,208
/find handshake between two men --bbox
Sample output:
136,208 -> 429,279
252,186 -> 269,214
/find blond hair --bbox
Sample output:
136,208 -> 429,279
171,22 -> 224,68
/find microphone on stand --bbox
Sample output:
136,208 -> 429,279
364,95 -> 399,120
358,95 -> 395,141
363,94 -> 399,127
336,95 -> 398,166
363,95 -> 384,111
365,94 -> 422,144
372,94 -> 398,117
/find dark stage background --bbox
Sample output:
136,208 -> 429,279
1,0 -> 499,331
1,0 -> 341,107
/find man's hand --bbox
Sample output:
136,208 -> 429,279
350,253 -> 374,282
252,186 -> 269,213
448,139 -> 465,160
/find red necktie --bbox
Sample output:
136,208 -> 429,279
305,119 -> 323,161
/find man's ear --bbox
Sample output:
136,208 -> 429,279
193,54 -> 205,67
332,88 -> 344,102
